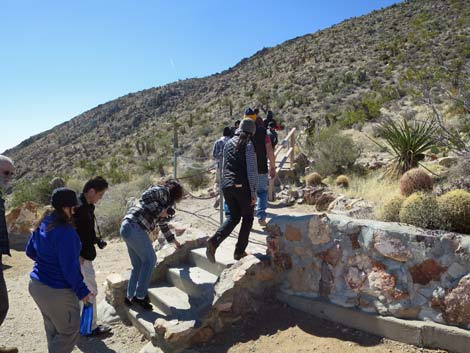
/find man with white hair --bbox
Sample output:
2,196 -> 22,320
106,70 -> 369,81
0,155 -> 17,353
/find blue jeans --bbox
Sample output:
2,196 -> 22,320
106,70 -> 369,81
120,220 -> 157,299
256,173 -> 269,220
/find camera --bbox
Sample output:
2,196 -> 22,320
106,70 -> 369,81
97,238 -> 107,250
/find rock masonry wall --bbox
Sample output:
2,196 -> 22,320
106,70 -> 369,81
267,213 -> 470,329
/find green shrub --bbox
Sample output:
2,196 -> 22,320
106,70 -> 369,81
375,118 -> 438,175
381,194 -> 405,222
181,164 -> 210,191
335,175 -> 350,188
399,192 -> 440,229
309,126 -> 360,176
399,168 -> 434,196
305,172 -> 322,186
11,176 -> 56,207
438,189 -> 470,234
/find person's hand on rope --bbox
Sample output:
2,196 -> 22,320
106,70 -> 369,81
173,240 -> 182,248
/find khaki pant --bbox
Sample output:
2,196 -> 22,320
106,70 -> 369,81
80,259 -> 98,330
29,279 -> 80,353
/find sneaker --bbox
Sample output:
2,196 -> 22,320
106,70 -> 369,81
206,240 -> 217,263
234,252 -> 248,261
133,297 -> 153,311
0,347 -> 18,353
89,324 -> 112,337
124,297 -> 133,307
258,218 -> 267,227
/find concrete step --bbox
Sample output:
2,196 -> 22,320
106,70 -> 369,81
189,247 -> 235,276
148,283 -> 194,319
124,302 -> 164,343
166,265 -> 218,299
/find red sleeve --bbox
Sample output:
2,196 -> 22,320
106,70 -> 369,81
265,135 -> 271,144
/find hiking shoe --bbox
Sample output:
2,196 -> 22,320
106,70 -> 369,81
133,297 -> 153,311
258,218 -> 267,227
206,240 -> 217,263
234,252 -> 248,261
90,324 -> 112,336
124,297 -> 133,307
0,347 -> 18,353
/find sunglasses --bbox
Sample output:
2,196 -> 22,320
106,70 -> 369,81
2,171 -> 14,176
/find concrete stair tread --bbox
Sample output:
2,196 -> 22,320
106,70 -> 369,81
148,283 -> 198,319
167,265 -> 218,299
189,247 -> 235,276
125,303 -> 165,341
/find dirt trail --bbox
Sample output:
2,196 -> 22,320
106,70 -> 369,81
0,197 -> 447,353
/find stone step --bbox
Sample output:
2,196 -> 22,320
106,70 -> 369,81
124,303 -> 163,343
189,247 -> 235,276
148,283 -> 194,319
166,265 -> 218,299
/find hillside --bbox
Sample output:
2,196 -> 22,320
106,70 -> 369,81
5,0 -> 470,182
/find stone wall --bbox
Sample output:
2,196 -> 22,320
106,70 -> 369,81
267,213 -> 470,329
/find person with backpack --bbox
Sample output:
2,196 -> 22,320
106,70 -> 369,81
74,176 -> 111,337
27,188 -> 94,353
206,118 -> 258,262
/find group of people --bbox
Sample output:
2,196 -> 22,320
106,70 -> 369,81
0,153 -> 186,353
208,108 -> 279,262
0,108 -> 281,353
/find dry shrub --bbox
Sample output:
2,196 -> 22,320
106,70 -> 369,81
399,168 -> 433,196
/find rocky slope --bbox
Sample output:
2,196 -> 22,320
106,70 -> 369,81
5,0 -> 470,182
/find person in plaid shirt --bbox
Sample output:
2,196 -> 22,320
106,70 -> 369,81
120,179 -> 183,310
0,155 -> 18,353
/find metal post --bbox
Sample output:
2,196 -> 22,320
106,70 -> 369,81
218,163 -> 224,226
173,121 -> 178,179
289,130 -> 295,168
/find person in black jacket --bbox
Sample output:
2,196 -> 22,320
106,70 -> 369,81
74,176 -> 111,337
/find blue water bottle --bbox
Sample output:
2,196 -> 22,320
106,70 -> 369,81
80,304 -> 93,336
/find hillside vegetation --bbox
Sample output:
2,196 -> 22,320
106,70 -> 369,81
4,0 -> 470,186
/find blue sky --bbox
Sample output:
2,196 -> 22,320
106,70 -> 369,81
0,0 -> 401,153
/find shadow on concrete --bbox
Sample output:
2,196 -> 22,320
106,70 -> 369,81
76,333 -> 117,353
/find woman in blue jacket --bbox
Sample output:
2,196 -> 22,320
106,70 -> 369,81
26,188 -> 93,353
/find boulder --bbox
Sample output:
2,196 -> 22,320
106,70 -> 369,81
438,156 -> 459,168
5,201 -> 40,234
443,274 -> 470,327
327,195 -> 374,219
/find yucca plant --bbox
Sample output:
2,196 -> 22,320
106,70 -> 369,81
372,118 -> 438,175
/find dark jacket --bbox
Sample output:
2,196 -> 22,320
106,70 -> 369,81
252,126 -> 269,174
74,194 -> 98,261
26,213 -> 90,300
0,193 -> 10,256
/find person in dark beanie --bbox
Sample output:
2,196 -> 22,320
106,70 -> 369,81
206,118 -> 258,262
74,176 -> 111,337
26,188 -> 93,353
267,121 -> 279,149
230,120 -> 240,137
0,155 -> 17,353
120,179 -> 183,310
263,110 -> 277,130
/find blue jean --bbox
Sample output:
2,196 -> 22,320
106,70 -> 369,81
256,173 -> 269,220
120,220 -> 157,299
